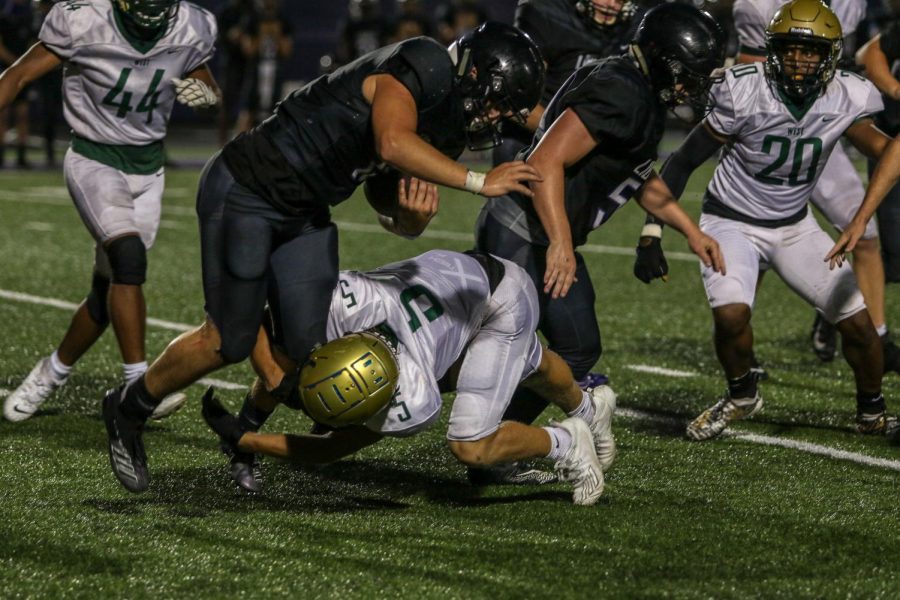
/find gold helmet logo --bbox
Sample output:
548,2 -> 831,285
299,331 -> 400,428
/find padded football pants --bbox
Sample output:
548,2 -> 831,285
197,153 -> 338,364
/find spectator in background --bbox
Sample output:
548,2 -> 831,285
217,0 -> 257,146
387,0 -> 432,43
0,0 -> 34,168
33,0 -> 60,167
235,0 -> 293,134
437,0 -> 488,46
336,0 -> 386,66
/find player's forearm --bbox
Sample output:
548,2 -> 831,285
238,428 -> 382,464
529,161 -> 573,248
852,136 -> 900,225
858,37 -> 900,100
376,129 -> 469,192
0,63 -> 31,110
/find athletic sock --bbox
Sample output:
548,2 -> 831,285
567,390 -> 596,424
237,393 -> 273,433
123,361 -> 148,385
120,374 -> 160,422
48,351 -> 72,381
543,425 -> 573,462
727,370 -> 758,403
856,391 -> 885,417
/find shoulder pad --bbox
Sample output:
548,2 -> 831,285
391,37 -> 455,111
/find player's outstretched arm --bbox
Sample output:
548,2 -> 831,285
238,427 -> 384,465
844,118 -> 891,162
366,73 -> 542,197
526,108 -> 597,299
0,42 -> 61,112
857,35 -> 900,101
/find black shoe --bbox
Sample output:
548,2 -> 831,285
228,452 -> 262,493
201,388 -> 261,492
467,462 -> 557,486
102,387 -> 149,493
750,357 -> 769,381
881,335 -> 900,376
811,313 -> 837,362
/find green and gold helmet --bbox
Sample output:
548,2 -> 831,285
765,0 -> 842,101
298,330 -> 400,428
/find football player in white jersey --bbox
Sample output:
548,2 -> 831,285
200,249 -> 617,506
637,0 -> 898,369
654,0 -> 898,440
2,0 -> 220,423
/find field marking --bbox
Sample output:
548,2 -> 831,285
625,364 -> 699,378
24,221 -> 55,232
617,407 -> 900,473
2,287 -> 898,473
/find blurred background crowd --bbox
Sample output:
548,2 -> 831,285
1,0 -> 899,167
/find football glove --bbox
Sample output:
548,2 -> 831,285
172,77 -> 218,108
634,235 -> 669,284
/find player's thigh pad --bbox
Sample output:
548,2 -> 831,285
64,149 -> 139,243
126,168 -> 165,250
810,144 -> 878,239
770,212 -> 866,324
699,214 -> 767,310
447,261 -> 542,441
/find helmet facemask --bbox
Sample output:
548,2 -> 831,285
574,0 -> 635,28
115,0 -> 179,39
765,35 -> 839,103
459,69 -> 530,151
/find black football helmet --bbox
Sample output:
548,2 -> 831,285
573,0 -> 638,29
450,22 -> 546,151
632,3 -> 726,121
114,0 -> 179,37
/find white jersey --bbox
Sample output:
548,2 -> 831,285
733,0 -> 865,56
705,63 -> 882,220
39,0 -> 216,146
326,251 -> 494,437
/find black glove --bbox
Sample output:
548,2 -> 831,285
634,235 -> 669,284
201,387 -> 243,448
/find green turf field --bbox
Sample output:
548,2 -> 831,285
1,161 -> 898,598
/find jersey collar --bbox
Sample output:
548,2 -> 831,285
113,8 -> 167,55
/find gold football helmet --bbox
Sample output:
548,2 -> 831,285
765,0 -> 843,101
298,330 -> 400,428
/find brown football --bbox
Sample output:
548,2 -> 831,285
364,169 -> 403,218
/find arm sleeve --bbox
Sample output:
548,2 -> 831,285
185,9 -> 218,74
879,22 -> 900,64
733,0 -> 767,57
38,4 -> 74,59
659,124 -> 724,200
562,72 -> 644,144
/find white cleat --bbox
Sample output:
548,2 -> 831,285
3,358 -> 67,422
554,417 -> 604,506
149,392 -> 188,420
588,385 -> 617,471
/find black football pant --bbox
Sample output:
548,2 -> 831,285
476,212 -> 602,424
197,153 -> 338,364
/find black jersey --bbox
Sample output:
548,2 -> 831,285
874,21 -> 900,137
516,0 -> 643,105
222,37 -> 467,216
489,56 -> 665,247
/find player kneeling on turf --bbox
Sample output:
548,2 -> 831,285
202,249 -> 617,506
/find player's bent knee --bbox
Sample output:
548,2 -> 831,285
836,309 -> 878,347
105,235 -> 147,285
86,272 -> 111,326
448,438 -> 493,466
713,303 -> 752,337
219,331 -> 256,364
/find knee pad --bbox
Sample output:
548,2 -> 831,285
86,272 -> 111,326
106,235 -> 147,285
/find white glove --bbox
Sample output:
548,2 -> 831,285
172,77 -> 218,108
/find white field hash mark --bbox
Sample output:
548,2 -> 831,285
625,364 -> 698,378
1,286 -> 898,473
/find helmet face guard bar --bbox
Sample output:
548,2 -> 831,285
765,36 -> 838,102
117,0 -> 179,35
664,63 -> 726,122
460,72 -> 530,151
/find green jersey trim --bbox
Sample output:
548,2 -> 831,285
71,135 -> 164,174
112,8 -> 165,54
776,87 -> 817,121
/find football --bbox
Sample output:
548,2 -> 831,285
364,168 -> 404,218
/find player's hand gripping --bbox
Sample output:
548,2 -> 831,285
633,235 -> 669,284
825,218 -> 867,269
687,232 -> 726,276
544,241 -> 578,299
172,77 -> 218,108
480,161 -> 542,197
395,176 -> 439,237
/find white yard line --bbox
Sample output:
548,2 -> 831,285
2,290 -> 898,473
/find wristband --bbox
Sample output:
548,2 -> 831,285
464,170 -> 486,194
640,223 -> 663,238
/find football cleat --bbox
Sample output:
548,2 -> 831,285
553,418 -> 604,506
102,387 -> 149,493
467,462 -> 558,486
149,392 -> 188,421
3,357 -> 67,422
811,312 -> 837,362
576,372 -> 609,390
686,392 -> 764,441
588,385 -> 617,471
856,412 -> 900,437
201,388 -> 261,492
228,452 -> 263,493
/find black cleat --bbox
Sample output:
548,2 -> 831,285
811,313 -> 837,362
228,452 -> 263,493
102,387 -> 149,493
201,388 -> 262,492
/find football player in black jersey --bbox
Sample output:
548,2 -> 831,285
469,3 -> 727,484
100,23 -> 547,494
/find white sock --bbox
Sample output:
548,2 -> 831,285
543,425 -> 573,462
876,324 -> 889,338
567,390 -> 596,424
122,361 -> 148,385
48,351 -> 72,381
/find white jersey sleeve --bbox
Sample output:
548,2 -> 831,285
706,71 -> 746,137
733,0 -> 769,56
39,2 -> 76,59
181,4 -> 217,74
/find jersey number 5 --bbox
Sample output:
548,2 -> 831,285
103,68 -> 166,124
